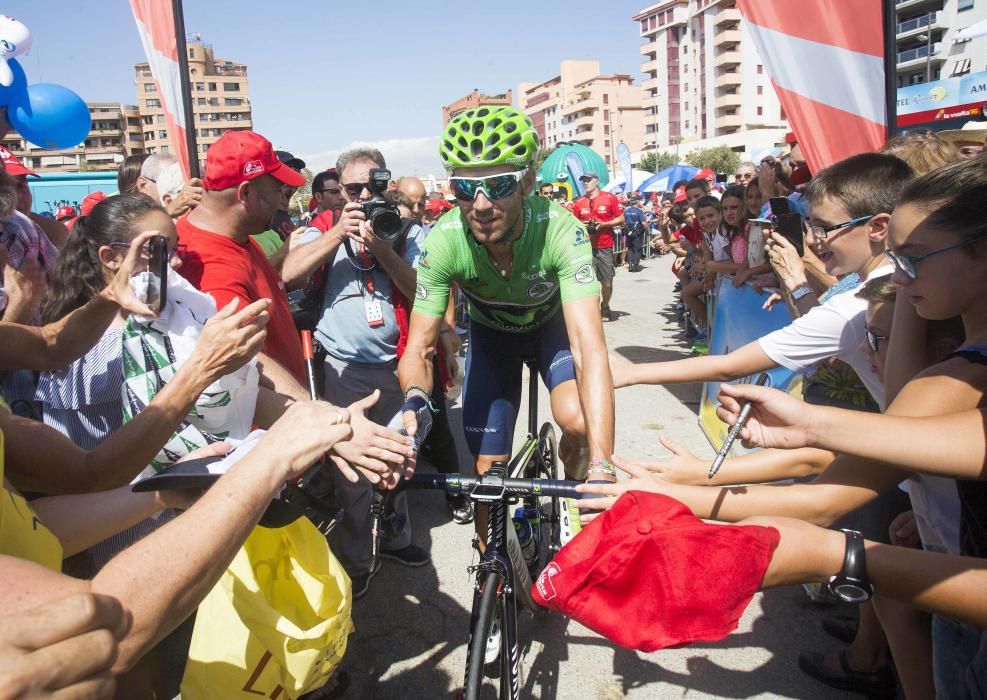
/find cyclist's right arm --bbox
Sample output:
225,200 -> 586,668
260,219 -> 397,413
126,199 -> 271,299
398,232 -> 455,436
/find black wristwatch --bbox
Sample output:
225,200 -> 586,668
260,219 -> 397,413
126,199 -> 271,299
827,529 -> 873,603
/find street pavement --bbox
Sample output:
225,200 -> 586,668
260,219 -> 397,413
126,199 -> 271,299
339,256 -> 848,699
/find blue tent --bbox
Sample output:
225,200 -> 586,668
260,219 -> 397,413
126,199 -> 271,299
638,164 -> 699,194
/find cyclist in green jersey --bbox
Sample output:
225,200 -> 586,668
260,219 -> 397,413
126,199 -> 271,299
397,107 -> 616,507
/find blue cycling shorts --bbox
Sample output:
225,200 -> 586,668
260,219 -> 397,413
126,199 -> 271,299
461,311 -> 575,456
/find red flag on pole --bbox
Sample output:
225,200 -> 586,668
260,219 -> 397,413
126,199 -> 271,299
129,0 -> 197,178
737,0 -> 889,172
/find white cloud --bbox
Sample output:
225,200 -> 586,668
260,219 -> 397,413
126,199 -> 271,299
300,136 -> 446,180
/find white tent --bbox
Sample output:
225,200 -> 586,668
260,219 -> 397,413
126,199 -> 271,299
604,169 -> 655,194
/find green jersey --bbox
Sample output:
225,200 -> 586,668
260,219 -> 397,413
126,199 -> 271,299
414,196 -> 600,333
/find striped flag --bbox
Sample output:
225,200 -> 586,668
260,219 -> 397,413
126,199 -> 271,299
129,0 -> 192,177
737,0 -> 888,172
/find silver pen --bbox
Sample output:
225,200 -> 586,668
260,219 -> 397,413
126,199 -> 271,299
708,373 -> 770,479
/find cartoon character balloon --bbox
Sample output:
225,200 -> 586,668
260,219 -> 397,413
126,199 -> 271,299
0,18 -> 91,151
0,16 -> 31,87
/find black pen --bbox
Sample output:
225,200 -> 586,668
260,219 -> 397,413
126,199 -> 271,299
708,373 -> 770,479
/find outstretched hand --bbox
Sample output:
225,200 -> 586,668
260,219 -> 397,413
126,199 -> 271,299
714,382 -> 816,449
331,390 -> 415,487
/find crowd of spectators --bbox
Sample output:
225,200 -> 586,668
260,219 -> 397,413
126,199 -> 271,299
1,113 -> 986,699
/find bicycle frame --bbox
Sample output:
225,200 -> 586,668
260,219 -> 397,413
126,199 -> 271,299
506,359 -> 547,479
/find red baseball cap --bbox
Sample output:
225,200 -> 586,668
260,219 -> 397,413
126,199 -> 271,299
673,186 -> 687,204
789,165 -> 812,187
203,131 -> 306,192
55,205 -> 76,221
0,145 -> 38,178
80,191 -> 107,216
532,491 -> 779,652
697,167 -> 715,181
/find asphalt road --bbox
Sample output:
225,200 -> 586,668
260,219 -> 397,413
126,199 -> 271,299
338,257 -> 848,699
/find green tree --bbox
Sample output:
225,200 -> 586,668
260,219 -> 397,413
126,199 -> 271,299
683,145 -> 741,176
638,150 -> 679,173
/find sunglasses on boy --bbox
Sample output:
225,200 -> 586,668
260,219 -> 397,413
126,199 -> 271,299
449,169 -> 528,202
885,234 -> 987,280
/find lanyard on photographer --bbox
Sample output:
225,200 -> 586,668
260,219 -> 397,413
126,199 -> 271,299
344,237 -> 385,327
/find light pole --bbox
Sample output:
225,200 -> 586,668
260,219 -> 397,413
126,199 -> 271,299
917,11 -> 934,83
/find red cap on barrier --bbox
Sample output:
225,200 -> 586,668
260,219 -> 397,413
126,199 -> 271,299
300,330 -> 314,361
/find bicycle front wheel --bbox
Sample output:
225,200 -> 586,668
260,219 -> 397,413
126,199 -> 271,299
465,571 -> 508,699
534,423 -> 561,571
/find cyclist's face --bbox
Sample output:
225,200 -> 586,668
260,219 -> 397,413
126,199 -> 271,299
454,164 -> 531,246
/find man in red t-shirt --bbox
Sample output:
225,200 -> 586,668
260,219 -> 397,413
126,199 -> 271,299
175,130 -> 309,390
572,173 -> 624,321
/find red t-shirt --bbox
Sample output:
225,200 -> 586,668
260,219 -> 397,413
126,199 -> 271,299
573,191 -> 624,249
676,223 -> 703,247
425,199 -> 453,218
309,209 -> 335,234
176,217 -> 306,384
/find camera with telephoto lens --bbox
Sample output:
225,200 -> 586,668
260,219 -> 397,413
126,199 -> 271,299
586,219 -> 599,235
360,168 -> 403,240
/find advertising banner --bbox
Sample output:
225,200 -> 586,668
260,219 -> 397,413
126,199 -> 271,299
699,278 -> 802,452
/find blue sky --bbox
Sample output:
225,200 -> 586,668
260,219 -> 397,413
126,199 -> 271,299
8,0 -> 652,177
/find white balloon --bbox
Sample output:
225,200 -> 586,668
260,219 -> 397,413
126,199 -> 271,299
0,16 -> 32,87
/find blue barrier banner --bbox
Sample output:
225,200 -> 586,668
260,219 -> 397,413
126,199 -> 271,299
699,276 -> 801,452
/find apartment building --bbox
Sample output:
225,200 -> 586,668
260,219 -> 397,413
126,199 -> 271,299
442,89 -> 513,126
135,38 -> 253,164
894,0 -> 986,87
634,0 -> 788,160
518,60 -> 647,169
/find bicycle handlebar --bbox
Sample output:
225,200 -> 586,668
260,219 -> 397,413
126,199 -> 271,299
408,473 -> 580,499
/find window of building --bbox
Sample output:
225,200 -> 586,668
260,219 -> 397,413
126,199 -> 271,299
195,82 -> 205,91
757,106 -> 763,116
158,130 -> 167,139
189,48 -> 195,58
224,98 -> 243,106
605,139 -> 610,150
641,19 -> 648,32
197,97 -> 206,105
144,83 -> 157,92
602,93 -> 609,104
757,85 -> 763,95
959,0 -> 973,10
603,109 -> 609,120
604,124 -> 610,135
207,82 -> 217,91
224,82 -> 240,92
146,98 -> 160,108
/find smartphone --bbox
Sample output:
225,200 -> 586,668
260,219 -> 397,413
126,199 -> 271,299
773,213 -> 805,257
768,197 -> 792,216
144,235 -> 169,314
715,172 -> 729,184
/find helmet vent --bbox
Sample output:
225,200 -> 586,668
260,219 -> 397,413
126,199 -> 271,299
472,121 -> 484,137
470,139 -> 483,157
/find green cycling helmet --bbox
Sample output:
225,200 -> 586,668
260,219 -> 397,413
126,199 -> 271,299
440,106 -> 540,171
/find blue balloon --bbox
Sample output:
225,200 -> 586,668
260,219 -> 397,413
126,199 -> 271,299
7,82 -> 91,150
0,58 -> 28,109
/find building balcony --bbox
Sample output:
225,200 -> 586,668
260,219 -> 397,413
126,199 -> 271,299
714,29 -> 742,46
716,113 -> 742,129
640,42 -> 657,57
715,92 -> 742,110
715,70 -> 742,88
894,0 -> 939,11
642,59 -> 659,74
896,42 -> 944,67
573,114 -> 597,129
714,8 -> 742,26
562,99 -> 599,117
642,77 -> 660,92
714,50 -> 742,68
896,11 -> 944,38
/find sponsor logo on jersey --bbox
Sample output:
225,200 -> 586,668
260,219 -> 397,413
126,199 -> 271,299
574,263 -> 594,284
521,270 -> 547,281
572,229 -> 589,247
527,281 -> 557,299
534,212 -> 550,224
417,250 -> 430,268
415,283 -> 428,299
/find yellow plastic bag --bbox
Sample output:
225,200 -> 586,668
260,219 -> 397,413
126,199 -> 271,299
180,517 -> 353,699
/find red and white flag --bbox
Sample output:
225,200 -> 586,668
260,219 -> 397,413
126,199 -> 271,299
129,0 -> 192,177
737,0 -> 888,172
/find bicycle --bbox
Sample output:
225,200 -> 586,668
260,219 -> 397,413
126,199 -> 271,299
407,358 -> 580,700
